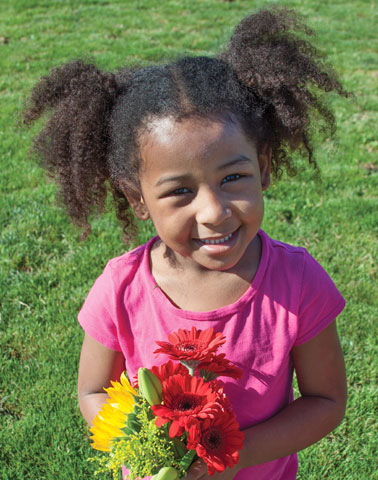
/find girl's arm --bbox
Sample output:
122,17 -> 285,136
239,320 -> 346,467
187,320 -> 347,479
77,333 -> 126,426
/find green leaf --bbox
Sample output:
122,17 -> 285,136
126,413 -> 142,434
179,450 -> 197,472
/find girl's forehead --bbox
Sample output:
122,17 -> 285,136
138,115 -> 259,178
140,115 -> 248,152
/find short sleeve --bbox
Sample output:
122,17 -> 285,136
294,252 -> 346,346
78,261 -> 122,351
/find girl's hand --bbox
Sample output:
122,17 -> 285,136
186,459 -> 238,480
185,459 -> 208,480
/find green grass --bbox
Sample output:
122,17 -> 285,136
0,0 -> 377,478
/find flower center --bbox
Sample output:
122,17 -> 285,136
173,393 -> 202,412
177,342 -> 199,352
202,428 -> 224,452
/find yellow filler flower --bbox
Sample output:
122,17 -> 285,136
90,372 -> 137,452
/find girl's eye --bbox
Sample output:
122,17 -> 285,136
221,174 -> 242,184
171,187 -> 191,196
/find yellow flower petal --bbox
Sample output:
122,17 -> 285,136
90,372 -> 137,452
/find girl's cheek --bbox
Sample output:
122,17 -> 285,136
238,196 -> 263,213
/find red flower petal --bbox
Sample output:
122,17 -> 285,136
198,353 -> 243,380
151,374 -> 221,438
154,327 -> 226,363
187,409 -> 244,476
132,360 -> 187,388
151,360 -> 188,383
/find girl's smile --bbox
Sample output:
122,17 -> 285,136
127,115 -> 271,274
193,226 -> 239,251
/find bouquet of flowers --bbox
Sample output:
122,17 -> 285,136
89,327 -> 244,479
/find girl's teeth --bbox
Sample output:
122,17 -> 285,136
201,233 -> 233,244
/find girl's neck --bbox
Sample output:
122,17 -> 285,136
149,234 -> 261,311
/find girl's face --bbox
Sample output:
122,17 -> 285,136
128,115 -> 270,273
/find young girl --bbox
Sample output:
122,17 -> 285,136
24,7 -> 348,479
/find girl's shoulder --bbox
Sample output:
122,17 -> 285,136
83,237 -> 159,304
259,229 -> 309,279
259,230 -> 345,345
260,229 -> 343,300
105,236 -> 158,280
261,229 -> 307,256
78,236 -> 158,344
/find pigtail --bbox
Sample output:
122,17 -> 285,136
24,60 -> 122,238
220,7 -> 349,175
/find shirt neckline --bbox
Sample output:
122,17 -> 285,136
142,230 -> 269,320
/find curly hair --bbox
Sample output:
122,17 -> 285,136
24,7 -> 349,238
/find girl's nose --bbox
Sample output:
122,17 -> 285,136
195,188 -> 232,226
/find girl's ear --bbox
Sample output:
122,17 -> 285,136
259,144 -> 272,191
120,182 -> 150,221
129,194 -> 150,221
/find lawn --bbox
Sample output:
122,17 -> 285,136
0,0 -> 377,479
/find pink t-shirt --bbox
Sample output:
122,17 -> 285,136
79,230 -> 345,479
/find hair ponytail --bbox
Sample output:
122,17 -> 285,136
220,7 -> 349,175
24,8 -> 350,238
24,60 -> 119,237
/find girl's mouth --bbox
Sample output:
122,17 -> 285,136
200,232 -> 234,245
194,227 -> 240,249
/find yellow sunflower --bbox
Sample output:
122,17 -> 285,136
90,371 -> 137,452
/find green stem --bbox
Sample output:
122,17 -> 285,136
180,360 -> 200,377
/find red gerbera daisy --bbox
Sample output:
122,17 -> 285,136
152,360 -> 189,382
186,410 -> 244,476
198,353 -> 243,381
132,360 -> 188,387
207,380 -> 235,416
151,374 -> 221,438
154,327 -> 226,365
